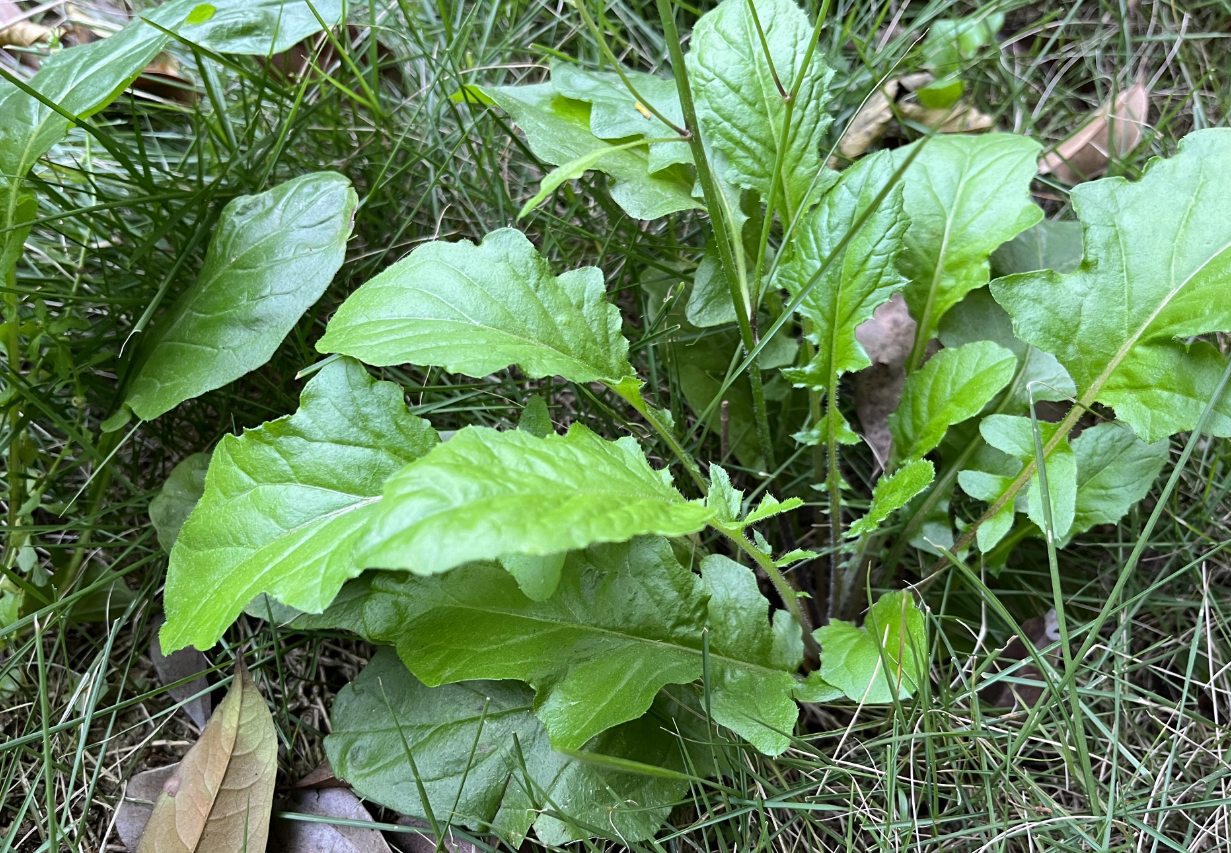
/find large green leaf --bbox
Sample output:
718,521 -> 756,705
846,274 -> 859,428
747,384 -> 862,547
160,358 -> 437,652
147,0 -> 346,55
123,172 -> 357,422
892,135 -> 1042,359
358,424 -> 711,576
317,228 -> 633,384
781,151 -> 910,390
957,415 -> 1075,550
938,287 -> 1075,414
887,341 -> 1017,463
816,592 -> 927,704
1070,422 -> 1169,538
550,62 -> 690,173
326,649 -> 688,845
991,130 -> 1231,443
363,537 -> 819,755
687,0 -> 835,220
478,83 -> 698,220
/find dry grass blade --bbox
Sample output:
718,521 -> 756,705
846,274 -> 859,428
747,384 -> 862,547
1039,81 -> 1150,183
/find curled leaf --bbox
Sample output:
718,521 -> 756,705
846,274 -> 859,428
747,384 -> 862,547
1039,82 -> 1150,184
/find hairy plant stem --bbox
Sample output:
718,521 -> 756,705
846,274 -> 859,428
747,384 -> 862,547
610,380 -> 709,496
655,0 -> 776,473
4,263 -> 22,566
715,522 -> 819,656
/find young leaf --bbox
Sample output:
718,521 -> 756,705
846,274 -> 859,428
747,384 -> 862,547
850,459 -> 935,537
781,151 -> 910,393
318,228 -> 634,385
887,341 -> 1017,463
477,84 -> 698,220
149,453 -> 210,552
147,0 -> 345,55
326,649 -> 688,846
919,12 -> 1005,108
160,358 -> 437,653
958,415 -> 1076,549
124,172 -> 357,422
816,591 -> 927,703
938,287 -> 1076,414
706,465 -> 743,524
357,424 -> 711,576
687,0 -> 835,219
550,62 -> 689,172
686,245 -> 737,328
892,135 -> 1042,361
136,662 -> 277,853
517,395 -> 554,438
1070,422 -> 1168,537
364,537 -> 817,755
991,130 -> 1231,443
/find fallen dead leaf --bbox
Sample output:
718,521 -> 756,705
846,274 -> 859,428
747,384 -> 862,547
295,759 -> 349,789
979,609 -> 1061,709
0,0 -> 55,47
116,764 -> 179,852
148,618 -> 213,730
270,788 -> 391,853
1039,81 -> 1150,183
853,294 -> 916,466
838,71 -> 993,159
386,817 -> 482,853
135,660 -> 278,853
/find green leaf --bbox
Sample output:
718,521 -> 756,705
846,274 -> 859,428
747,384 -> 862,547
478,83 -> 699,220
160,358 -> 438,652
686,245 -> 737,328
699,554 -> 813,755
358,424 -> 712,575
147,0 -> 344,55
888,341 -> 1017,462
706,465 -> 743,524
892,135 -> 1043,354
991,130 -> 1231,443
318,228 -> 634,385
688,0 -> 835,219
919,12 -> 1005,107
364,538 -> 816,755
517,139 -> 672,219
850,459 -> 935,537
958,415 -> 1076,549
517,395 -> 553,438
1070,422 -> 1169,537
123,172 -> 357,422
325,648 -> 688,845
938,287 -> 1076,414
816,591 -> 927,704
990,219 -> 1084,278
149,453 -> 210,552
745,493 -> 804,525
550,62 -> 689,173
781,151 -> 910,390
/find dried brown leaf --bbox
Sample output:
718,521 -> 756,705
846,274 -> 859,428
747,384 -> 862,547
295,760 -> 348,789
117,764 -> 179,851
270,788 -> 391,853
135,661 -> 278,853
838,80 -> 900,159
149,619 -> 212,730
897,99 -> 995,134
1039,82 -> 1150,184
838,71 -> 993,160
0,0 -> 54,47
854,294 -> 916,465
979,610 -> 1061,709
